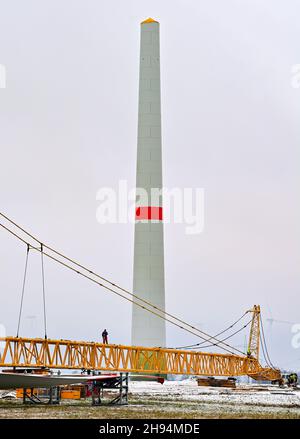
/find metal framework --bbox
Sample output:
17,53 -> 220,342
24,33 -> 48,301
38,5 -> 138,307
91,373 -> 129,406
0,337 -> 281,381
247,305 -> 260,359
22,387 -> 60,405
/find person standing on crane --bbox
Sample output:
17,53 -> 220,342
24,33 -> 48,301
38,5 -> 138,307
102,329 -> 108,344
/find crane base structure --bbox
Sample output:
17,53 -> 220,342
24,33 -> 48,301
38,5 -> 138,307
0,336 -> 281,381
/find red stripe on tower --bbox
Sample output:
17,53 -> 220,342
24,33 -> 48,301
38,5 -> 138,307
135,206 -> 163,221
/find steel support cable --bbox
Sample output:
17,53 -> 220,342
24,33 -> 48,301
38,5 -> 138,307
0,216 -> 245,356
259,333 -> 271,368
259,329 -> 274,369
0,212 -> 245,353
34,249 -> 242,356
0,220 -> 246,356
172,311 -> 249,350
1,224 -> 244,356
262,327 -> 276,369
187,319 -> 252,349
0,212 -> 242,353
16,244 -> 30,337
2,222 -> 216,349
260,315 -> 276,369
259,315 -> 274,369
40,244 -> 47,339
0,214 -> 250,356
174,319 -> 252,350
0,219 -> 245,356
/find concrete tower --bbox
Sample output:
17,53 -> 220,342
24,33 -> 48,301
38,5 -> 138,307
131,18 -> 166,348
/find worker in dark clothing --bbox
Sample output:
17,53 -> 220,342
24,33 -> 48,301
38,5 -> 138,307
102,329 -> 108,344
287,373 -> 298,387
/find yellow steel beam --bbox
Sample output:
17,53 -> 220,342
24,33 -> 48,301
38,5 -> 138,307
247,305 -> 261,359
0,337 -> 281,380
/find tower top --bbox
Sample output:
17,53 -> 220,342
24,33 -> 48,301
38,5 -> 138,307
141,18 -> 159,24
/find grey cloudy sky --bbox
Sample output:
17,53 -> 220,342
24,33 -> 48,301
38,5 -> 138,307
0,0 -> 300,369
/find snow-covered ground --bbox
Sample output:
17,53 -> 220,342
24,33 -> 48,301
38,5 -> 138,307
129,379 -> 300,408
1,379 -> 300,418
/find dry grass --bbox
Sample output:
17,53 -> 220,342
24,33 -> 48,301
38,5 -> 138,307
0,396 -> 300,419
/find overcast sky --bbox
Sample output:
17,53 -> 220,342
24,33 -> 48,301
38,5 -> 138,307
0,0 -> 300,370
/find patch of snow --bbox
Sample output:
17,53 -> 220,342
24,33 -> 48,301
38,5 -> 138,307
128,380 -> 300,408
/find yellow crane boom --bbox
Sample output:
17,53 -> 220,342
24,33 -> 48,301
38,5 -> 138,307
0,335 -> 281,381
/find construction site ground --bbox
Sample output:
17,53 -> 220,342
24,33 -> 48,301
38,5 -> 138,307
0,380 -> 299,419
